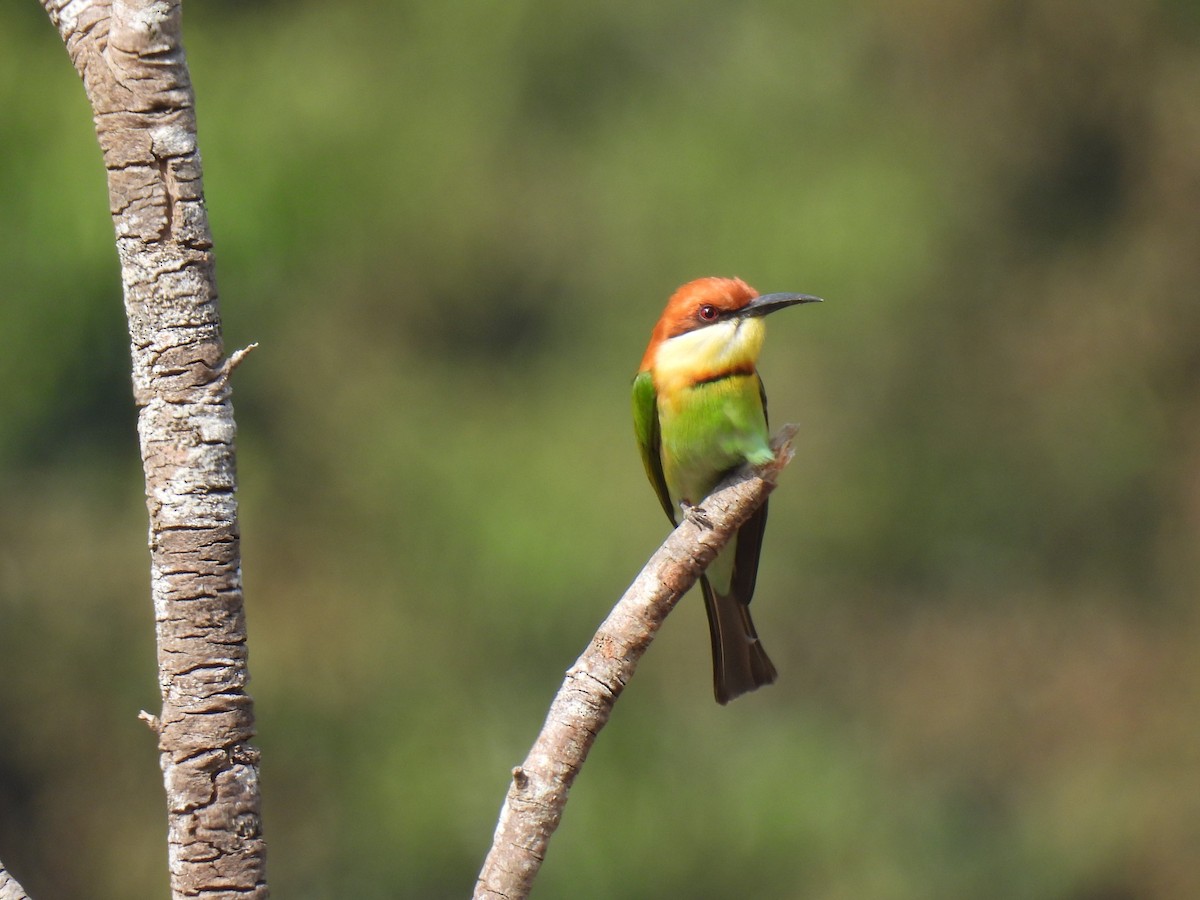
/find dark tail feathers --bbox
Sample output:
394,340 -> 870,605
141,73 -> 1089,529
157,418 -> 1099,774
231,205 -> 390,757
701,576 -> 778,704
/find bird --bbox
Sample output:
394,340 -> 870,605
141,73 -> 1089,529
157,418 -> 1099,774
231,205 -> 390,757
632,276 -> 821,703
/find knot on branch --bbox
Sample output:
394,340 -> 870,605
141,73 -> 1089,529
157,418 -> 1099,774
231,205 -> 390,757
139,709 -> 163,734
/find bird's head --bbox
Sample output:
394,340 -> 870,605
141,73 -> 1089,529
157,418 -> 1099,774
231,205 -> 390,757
640,277 -> 821,372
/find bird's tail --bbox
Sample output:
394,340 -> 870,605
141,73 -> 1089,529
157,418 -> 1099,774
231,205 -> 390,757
701,576 -> 778,704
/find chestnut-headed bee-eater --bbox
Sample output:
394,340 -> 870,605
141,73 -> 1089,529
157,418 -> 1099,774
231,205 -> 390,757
633,276 -> 821,703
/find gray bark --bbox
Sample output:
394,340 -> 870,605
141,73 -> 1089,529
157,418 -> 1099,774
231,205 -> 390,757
0,863 -> 31,900
39,2 -> 267,897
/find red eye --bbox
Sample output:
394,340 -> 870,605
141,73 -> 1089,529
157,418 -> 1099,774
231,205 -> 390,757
698,305 -> 719,321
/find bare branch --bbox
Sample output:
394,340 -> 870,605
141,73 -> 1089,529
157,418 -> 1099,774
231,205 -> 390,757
0,862 -> 31,900
473,427 -> 798,900
40,1 -> 266,897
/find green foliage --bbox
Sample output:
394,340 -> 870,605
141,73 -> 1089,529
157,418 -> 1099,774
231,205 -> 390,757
4,1 -> 1200,897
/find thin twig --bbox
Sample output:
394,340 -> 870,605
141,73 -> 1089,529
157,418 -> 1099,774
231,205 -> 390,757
473,426 -> 798,900
209,342 -> 260,394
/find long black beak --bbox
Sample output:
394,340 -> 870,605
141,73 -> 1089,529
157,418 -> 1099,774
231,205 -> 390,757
739,292 -> 823,318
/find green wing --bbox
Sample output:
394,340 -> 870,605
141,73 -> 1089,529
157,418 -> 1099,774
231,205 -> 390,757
632,370 -> 676,525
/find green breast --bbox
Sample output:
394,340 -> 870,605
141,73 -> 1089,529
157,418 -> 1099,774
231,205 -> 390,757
658,373 -> 771,506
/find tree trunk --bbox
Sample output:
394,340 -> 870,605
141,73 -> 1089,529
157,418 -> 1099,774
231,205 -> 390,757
39,2 -> 267,897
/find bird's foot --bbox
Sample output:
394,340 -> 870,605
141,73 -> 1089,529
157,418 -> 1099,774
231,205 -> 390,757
681,501 -> 712,529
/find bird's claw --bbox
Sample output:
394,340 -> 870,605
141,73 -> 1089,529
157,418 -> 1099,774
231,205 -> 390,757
682,501 -> 713,529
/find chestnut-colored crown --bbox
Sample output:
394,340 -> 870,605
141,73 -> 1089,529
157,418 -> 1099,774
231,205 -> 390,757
639,277 -> 758,371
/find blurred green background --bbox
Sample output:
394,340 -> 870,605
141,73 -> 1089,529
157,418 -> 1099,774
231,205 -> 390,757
3,1 -> 1200,897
